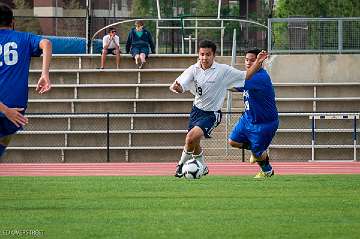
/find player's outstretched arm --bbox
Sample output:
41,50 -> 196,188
0,103 -> 28,127
169,80 -> 183,94
36,39 -> 52,94
245,50 -> 268,80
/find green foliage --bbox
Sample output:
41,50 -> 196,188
275,0 -> 360,17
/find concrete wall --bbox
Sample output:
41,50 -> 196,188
265,55 -> 360,83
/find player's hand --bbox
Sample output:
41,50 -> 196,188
169,81 -> 183,93
3,107 -> 28,127
256,50 -> 268,64
36,75 -> 51,94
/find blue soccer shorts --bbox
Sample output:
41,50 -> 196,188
229,116 -> 278,157
0,114 -> 22,139
188,106 -> 222,138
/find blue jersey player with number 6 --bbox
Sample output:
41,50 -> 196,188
229,48 -> 278,179
0,3 -> 52,158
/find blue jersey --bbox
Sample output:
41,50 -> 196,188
0,29 -> 42,109
236,68 -> 278,124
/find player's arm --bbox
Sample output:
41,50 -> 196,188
103,36 -> 111,49
170,66 -> 194,94
245,50 -> 268,80
36,39 -> 52,94
0,102 -> 28,127
114,36 -> 120,50
169,80 -> 183,94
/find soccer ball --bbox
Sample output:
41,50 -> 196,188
182,159 -> 204,179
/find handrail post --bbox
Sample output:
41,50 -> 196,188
156,20 -> 159,54
354,116 -> 357,161
188,35 -> 192,54
221,20 -> 224,56
107,112 -> 110,162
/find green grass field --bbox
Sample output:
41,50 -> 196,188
0,175 -> 359,238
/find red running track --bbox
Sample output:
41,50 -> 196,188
0,162 -> 359,176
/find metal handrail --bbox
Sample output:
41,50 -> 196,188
91,17 -> 269,54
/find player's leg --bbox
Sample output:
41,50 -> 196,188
249,120 -> 278,178
100,49 -> 107,69
192,109 -> 221,176
228,116 -> 251,151
175,126 -> 203,177
0,135 -> 12,158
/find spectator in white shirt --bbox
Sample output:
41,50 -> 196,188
100,27 -> 121,69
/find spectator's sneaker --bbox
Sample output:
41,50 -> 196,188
174,164 -> 184,178
203,165 -> 209,176
254,169 -> 274,179
139,62 -> 144,69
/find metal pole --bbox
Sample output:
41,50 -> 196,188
195,19 -> 198,54
311,116 -> 315,161
354,116 -> 357,161
86,0 -> 91,54
338,19 -> 343,53
220,20 -> 224,56
156,0 -> 161,19
156,20 -> 159,54
217,0 -> 222,19
267,18 -> 272,53
107,112 -> 110,162
188,35 -> 192,54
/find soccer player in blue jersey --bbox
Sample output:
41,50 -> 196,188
170,40 -> 268,178
228,48 -> 278,179
0,3 -> 52,158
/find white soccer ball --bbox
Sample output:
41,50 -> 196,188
182,159 -> 204,179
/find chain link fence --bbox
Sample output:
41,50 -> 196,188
2,112 -> 359,163
269,17 -> 360,53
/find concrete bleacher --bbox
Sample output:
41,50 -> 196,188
2,54 -> 359,163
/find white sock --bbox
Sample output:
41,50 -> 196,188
178,150 -> 193,165
193,151 -> 206,166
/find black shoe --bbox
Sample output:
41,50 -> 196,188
203,165 -> 209,176
174,164 -> 184,178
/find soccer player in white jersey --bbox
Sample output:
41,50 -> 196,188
170,40 -> 268,177
0,3 -> 52,158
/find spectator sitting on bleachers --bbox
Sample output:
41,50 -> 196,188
126,20 -> 155,69
100,27 -> 121,69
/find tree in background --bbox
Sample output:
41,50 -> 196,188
275,0 -> 360,17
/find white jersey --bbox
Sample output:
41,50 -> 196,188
102,35 -> 120,49
176,61 -> 246,111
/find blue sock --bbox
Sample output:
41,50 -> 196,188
0,145 -> 6,158
257,156 -> 272,173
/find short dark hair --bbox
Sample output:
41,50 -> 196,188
135,20 -> 144,26
199,40 -> 217,54
0,3 -> 13,27
108,27 -> 116,33
246,48 -> 261,56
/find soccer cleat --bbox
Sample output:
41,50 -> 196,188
203,165 -> 209,176
174,164 -> 184,178
254,169 -> 274,179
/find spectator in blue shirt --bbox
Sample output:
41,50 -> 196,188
126,20 -> 155,69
